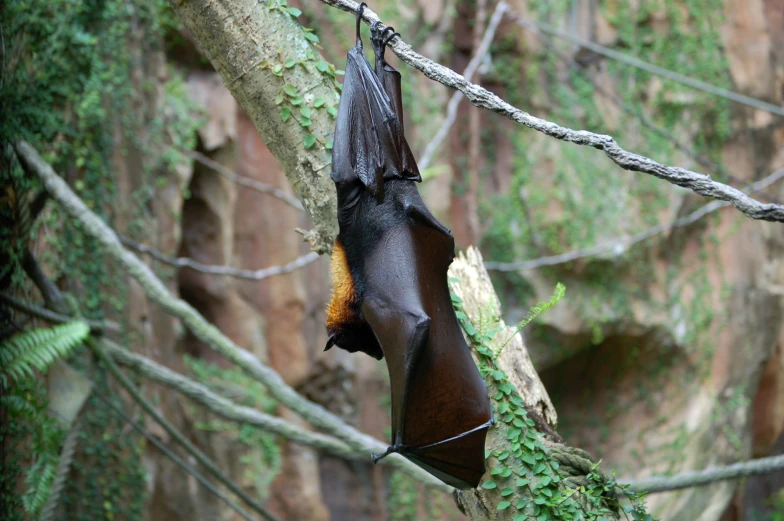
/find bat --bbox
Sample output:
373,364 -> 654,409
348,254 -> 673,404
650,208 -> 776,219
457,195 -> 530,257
324,3 -> 493,490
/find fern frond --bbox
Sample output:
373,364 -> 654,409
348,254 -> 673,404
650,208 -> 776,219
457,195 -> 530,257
0,394 -> 39,417
497,282 -> 566,354
0,321 -> 90,386
22,454 -> 59,515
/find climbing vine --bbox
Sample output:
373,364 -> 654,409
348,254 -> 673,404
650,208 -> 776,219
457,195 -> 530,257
450,283 -> 654,520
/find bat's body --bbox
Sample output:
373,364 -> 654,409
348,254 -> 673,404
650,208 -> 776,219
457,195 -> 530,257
325,5 -> 493,490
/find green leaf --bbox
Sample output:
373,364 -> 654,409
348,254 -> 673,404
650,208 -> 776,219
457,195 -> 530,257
274,94 -> 284,105
501,487 -> 514,497
514,514 -> 527,521
501,468 -> 513,478
491,467 -> 503,476
516,478 -> 530,487
313,97 -> 326,108
327,105 -> 338,117
534,462 -> 546,474
284,58 -> 296,68
272,64 -> 283,75
287,7 -> 302,16
325,140 -> 333,151
316,60 -> 329,72
498,451 -> 510,461
280,107 -> 291,122
299,117 -> 312,127
303,134 -> 316,149
283,84 -> 298,97
497,501 -> 511,511
335,69 -> 345,75
540,476 -> 551,487
290,96 -> 304,106
522,454 -> 536,466
300,106 -> 311,118
510,283 -> 565,335
482,481 -> 497,490
304,32 -> 320,43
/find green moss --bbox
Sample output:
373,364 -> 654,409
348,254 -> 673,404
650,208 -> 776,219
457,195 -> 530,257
1,1 -> 199,519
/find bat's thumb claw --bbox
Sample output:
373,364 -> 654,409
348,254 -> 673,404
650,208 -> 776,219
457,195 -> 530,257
371,445 -> 397,464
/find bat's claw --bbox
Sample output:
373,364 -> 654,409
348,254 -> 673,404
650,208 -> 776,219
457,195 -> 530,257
371,445 -> 398,463
370,23 -> 395,60
355,2 -> 368,47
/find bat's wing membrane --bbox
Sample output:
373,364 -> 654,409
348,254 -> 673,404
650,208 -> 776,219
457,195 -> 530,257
331,46 -> 403,199
361,222 -> 492,490
405,424 -> 492,489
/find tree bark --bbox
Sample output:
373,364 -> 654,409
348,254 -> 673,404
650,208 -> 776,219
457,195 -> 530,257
169,0 -> 340,253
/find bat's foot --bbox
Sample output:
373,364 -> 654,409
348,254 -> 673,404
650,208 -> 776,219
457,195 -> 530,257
355,2 -> 368,47
371,445 -> 398,463
370,22 -> 397,60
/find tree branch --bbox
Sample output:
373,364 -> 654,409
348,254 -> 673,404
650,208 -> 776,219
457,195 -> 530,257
119,235 -> 320,281
624,453 -> 784,494
0,292 -> 122,334
320,0 -> 784,223
418,1 -> 508,171
485,168 -> 784,271
182,149 -> 305,212
168,0 -> 339,253
88,337 -> 282,521
0,292 -> 383,469
100,339 -> 356,461
92,391 -> 260,521
14,139 -> 450,492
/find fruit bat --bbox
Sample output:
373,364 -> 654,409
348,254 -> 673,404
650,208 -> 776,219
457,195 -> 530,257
324,3 -> 493,490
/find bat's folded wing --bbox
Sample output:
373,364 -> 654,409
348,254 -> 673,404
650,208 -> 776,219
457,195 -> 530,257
331,46 -> 403,198
377,65 -> 421,182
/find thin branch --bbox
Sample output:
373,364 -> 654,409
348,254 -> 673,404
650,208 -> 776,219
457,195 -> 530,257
38,415 -> 83,521
624,453 -> 784,494
320,0 -> 784,223
485,168 -> 784,271
512,15 -> 784,118
535,34 -> 782,205
1,293 -> 360,462
92,391 -> 260,521
100,339 -> 356,460
0,292 -> 122,334
418,1 -> 508,171
14,139 -> 450,492
88,337 -> 282,521
182,149 -> 305,212
119,236 -> 320,281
